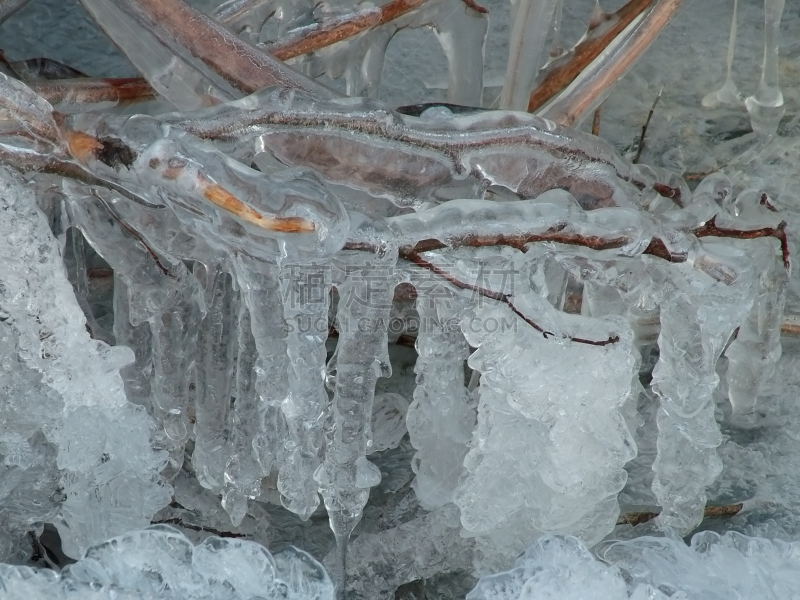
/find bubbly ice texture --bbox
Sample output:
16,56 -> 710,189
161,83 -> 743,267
0,168 -> 172,558
0,525 -> 334,600
650,243 -> 758,534
469,530 -> 800,600
466,535 -> 638,600
406,288 -> 474,509
447,248 -> 639,570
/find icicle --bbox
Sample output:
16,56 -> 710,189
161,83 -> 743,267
650,243 -> 757,533
222,302 -> 263,525
701,0 -> 741,108
406,282 -> 474,509
222,258 -> 291,525
745,0 -> 786,137
315,241 -> 396,591
725,240 -> 787,417
64,185 -> 205,480
500,0 -> 560,110
549,0 -> 566,59
112,275 -> 153,409
429,248 -> 640,570
434,4 -> 487,106
278,261 -> 332,519
454,296 -> 637,570
192,264 -> 238,492
340,29 -> 393,98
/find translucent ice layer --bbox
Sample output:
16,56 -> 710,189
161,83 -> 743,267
0,525 -> 334,600
469,530 -> 800,600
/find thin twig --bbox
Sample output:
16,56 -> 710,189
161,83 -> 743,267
592,105 -> 603,136
685,169 -> 721,181
406,250 -> 621,346
633,86 -> 663,163
528,0 -> 654,112
151,518 -> 248,539
693,216 -> 790,269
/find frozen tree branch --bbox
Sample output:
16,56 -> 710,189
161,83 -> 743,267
541,0 -> 686,127
528,0 -> 654,113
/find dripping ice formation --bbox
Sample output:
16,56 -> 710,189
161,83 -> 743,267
0,0 -> 799,596
0,76 -> 792,582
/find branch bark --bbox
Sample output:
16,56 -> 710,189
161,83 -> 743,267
528,0 -> 654,113
102,0 -> 336,97
541,0 -> 685,127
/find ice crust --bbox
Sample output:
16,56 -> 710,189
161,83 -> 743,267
0,525 -> 334,599
0,169 -> 171,558
469,531 -> 800,600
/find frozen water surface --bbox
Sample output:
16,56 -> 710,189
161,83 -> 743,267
2,0 -> 800,598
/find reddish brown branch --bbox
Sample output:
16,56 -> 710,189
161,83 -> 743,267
528,0 -> 654,113
396,216 -> 790,271
543,0 -> 685,127
270,0 -> 428,61
406,251 -> 620,347
694,216 -> 790,269
269,0 -> 488,60
113,0 -> 333,96
591,106 -> 602,136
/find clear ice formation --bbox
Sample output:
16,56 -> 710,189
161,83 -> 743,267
0,525 -> 334,600
0,10 -> 794,596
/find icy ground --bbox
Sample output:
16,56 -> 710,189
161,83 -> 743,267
4,0 -> 800,599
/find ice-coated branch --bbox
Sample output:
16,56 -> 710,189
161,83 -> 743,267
267,0 -> 428,61
95,0 -> 336,98
528,0 -> 654,113
175,89 -> 682,208
31,77 -> 156,111
541,0 -> 686,127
